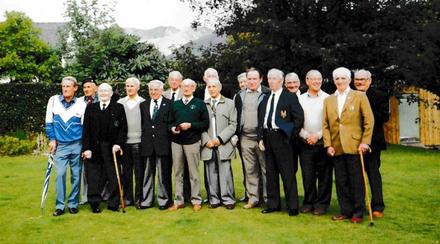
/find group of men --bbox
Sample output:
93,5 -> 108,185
45,66 -> 389,224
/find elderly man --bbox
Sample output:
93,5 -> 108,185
323,67 -> 374,223
237,72 -> 247,91
79,78 -> 98,205
163,71 -> 183,101
354,69 -> 389,218
201,79 -> 237,209
168,79 -> 209,211
195,68 -> 220,100
82,83 -> 127,213
298,70 -> 332,215
258,68 -> 304,216
45,76 -> 87,216
139,80 -> 173,210
285,72 -> 302,96
118,77 -> 145,207
234,68 -> 270,209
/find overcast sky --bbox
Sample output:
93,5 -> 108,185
0,0 -> 197,29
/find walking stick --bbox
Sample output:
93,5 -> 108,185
359,148 -> 374,226
113,149 -> 126,213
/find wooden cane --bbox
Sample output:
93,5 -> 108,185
359,148 -> 374,226
112,149 -> 126,213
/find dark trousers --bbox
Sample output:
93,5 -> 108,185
299,141 -> 332,210
291,139 -> 300,174
365,150 -> 385,211
264,129 -> 298,211
86,141 -> 121,209
122,143 -> 142,205
183,160 -> 192,202
142,154 -> 173,207
333,154 -> 365,218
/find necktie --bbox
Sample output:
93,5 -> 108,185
102,103 -> 106,111
267,94 -> 275,129
87,96 -> 93,105
211,99 -> 217,113
171,92 -> 176,101
184,99 -> 189,105
152,100 -> 158,120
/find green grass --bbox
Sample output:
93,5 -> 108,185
0,145 -> 439,243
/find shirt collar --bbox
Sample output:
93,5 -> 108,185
335,87 -> 351,96
60,95 -> 76,104
271,88 -> 283,96
183,95 -> 193,103
127,95 -> 141,101
246,85 -> 262,93
306,90 -> 322,97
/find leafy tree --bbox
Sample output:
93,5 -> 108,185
0,11 -> 62,82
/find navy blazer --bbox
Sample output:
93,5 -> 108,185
257,89 -> 304,140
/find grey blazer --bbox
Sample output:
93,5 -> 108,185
163,89 -> 183,101
201,95 -> 237,161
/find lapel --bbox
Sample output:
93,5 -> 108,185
154,98 -> 168,121
145,99 -> 152,122
341,90 -> 354,117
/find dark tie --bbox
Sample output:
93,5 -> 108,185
184,99 -> 189,105
211,99 -> 217,113
152,100 -> 158,120
87,96 -> 93,104
267,94 -> 275,129
171,92 -> 176,101
102,103 -> 106,111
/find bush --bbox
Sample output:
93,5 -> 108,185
0,136 -> 37,156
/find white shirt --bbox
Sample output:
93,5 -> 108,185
170,88 -> 180,101
100,100 -> 110,110
183,95 -> 194,105
299,90 -> 329,140
263,88 -> 283,129
204,87 -> 210,101
149,96 -> 163,118
335,87 -> 351,118
125,95 -> 143,110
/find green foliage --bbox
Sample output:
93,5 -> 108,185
0,135 -> 37,155
0,11 -> 62,83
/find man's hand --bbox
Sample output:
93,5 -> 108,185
112,144 -> 121,153
171,126 -> 180,135
179,122 -> 191,131
206,141 -> 214,148
306,134 -> 319,145
82,150 -> 92,159
327,146 -> 335,157
358,143 -> 370,154
230,135 -> 239,146
258,140 -> 265,152
48,140 -> 57,153
212,138 -> 221,147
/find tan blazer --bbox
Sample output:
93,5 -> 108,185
322,90 -> 374,156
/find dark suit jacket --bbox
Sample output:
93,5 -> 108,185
366,88 -> 390,151
257,89 -> 304,140
82,101 -> 127,158
139,97 -> 172,157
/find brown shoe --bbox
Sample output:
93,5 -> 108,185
351,217 -> 363,223
332,214 -> 349,221
168,204 -> 185,211
373,211 -> 384,218
313,208 -> 326,215
300,206 -> 313,213
243,202 -> 256,209
193,204 -> 202,211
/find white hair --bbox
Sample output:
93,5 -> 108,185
98,83 -> 112,92
237,72 -> 246,81
285,72 -> 300,83
148,80 -> 164,90
354,69 -> 372,79
333,67 -> 351,80
204,68 -> 219,78
267,68 -> 284,82
125,77 -> 140,87
168,71 -> 183,81
61,76 -> 77,86
206,78 -> 222,88
306,70 -> 322,79
182,78 -> 197,87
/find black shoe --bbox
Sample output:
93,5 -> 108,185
107,206 -> 119,212
288,209 -> 299,216
203,199 -> 209,204
239,196 -> 249,203
159,205 -> 168,210
208,203 -> 220,209
138,205 -> 153,210
224,204 -> 235,210
53,209 -> 65,216
92,207 -> 101,213
68,208 -> 79,214
261,208 -> 280,214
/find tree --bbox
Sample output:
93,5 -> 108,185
0,11 -> 62,82
181,0 -> 440,95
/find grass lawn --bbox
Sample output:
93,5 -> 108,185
0,145 -> 439,243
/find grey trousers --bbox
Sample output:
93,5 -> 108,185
240,136 -> 267,205
172,141 -> 202,205
205,150 -> 235,205
140,156 -> 173,207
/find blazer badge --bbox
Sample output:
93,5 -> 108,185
280,110 -> 287,119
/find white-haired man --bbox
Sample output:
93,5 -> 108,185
354,69 -> 389,218
258,68 -> 304,216
298,70 -> 332,215
139,80 -> 174,210
237,72 -> 247,91
45,76 -> 87,216
195,68 -> 220,100
201,79 -> 237,209
168,79 -> 209,211
118,77 -> 145,207
163,71 -> 183,101
82,83 -> 127,213
323,67 -> 374,223
285,72 -> 301,96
